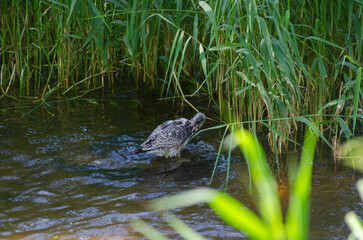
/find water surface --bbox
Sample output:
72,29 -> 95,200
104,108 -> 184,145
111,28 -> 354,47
0,92 -> 362,239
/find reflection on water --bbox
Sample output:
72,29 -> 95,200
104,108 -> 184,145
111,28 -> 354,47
0,94 -> 362,239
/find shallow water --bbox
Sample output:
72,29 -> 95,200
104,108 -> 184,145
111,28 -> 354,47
0,91 -> 362,239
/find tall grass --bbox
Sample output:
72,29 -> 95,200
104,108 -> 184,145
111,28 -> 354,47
163,0 -> 362,156
0,0 -> 114,98
1,0 -> 362,155
165,0 -> 361,154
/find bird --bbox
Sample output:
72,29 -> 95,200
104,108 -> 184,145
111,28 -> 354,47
133,112 -> 206,158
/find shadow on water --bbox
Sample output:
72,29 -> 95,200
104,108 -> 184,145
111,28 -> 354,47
0,89 -> 362,239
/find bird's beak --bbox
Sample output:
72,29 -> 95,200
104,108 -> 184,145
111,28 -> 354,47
192,124 -> 202,133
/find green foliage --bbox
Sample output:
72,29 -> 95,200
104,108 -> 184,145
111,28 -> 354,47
132,128 -> 318,240
1,0 -> 362,155
340,136 -> 363,171
345,179 -> 363,240
339,137 -> 363,239
0,0 -> 114,98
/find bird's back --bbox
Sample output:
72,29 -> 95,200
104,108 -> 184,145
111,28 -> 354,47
143,118 -> 192,148
133,113 -> 205,158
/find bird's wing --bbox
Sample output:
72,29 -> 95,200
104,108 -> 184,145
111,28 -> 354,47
140,118 -> 193,151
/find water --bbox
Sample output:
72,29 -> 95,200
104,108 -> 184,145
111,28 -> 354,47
0,91 -> 362,239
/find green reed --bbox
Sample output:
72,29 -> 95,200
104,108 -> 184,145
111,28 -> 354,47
153,0 -> 362,157
0,0 -> 115,98
1,0 -> 362,156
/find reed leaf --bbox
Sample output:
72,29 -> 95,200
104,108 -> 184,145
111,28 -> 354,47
131,218 -> 170,240
285,128 -> 318,240
296,116 -> 334,150
163,214 -> 206,240
352,67 -> 362,135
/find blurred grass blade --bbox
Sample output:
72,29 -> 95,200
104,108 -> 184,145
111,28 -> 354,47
150,187 -> 271,239
164,214 -> 206,240
345,212 -> 363,240
357,179 -> 363,201
233,130 -> 284,239
286,128 -> 318,240
209,191 -> 271,239
340,137 -> 363,171
150,187 -> 217,211
131,218 -> 170,240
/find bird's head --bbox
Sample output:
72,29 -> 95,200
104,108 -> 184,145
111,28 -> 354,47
191,112 -> 206,133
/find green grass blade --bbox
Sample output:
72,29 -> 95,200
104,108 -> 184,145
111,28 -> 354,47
260,121 -> 301,147
209,126 -> 229,185
285,127 -> 318,240
198,1 -> 217,45
199,44 -> 208,81
233,130 -> 284,239
46,0 -> 68,8
257,17 -> 275,70
66,0 -> 77,25
357,179 -> 363,201
150,187 -> 271,240
352,67 -> 362,135
337,116 -> 353,139
296,116 -> 334,149
131,218 -> 170,240
175,36 -> 192,100
318,58 -> 328,80
164,214 -> 207,240
166,30 -> 184,97
345,212 -> 363,240
209,191 -> 271,239
318,96 -> 352,113
192,13 -> 198,63
354,16 -> 362,62
150,187 -> 217,211
306,36 -> 345,50
340,137 -> 363,171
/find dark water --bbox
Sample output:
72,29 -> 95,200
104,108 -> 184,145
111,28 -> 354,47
0,91 -> 362,239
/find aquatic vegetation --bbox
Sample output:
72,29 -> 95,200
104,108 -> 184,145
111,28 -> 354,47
132,128 -> 318,240
1,0 -> 362,156
1,0 -> 114,96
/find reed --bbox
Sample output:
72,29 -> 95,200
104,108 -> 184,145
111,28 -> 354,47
154,0 -> 362,156
0,0 -> 115,98
1,0 -> 362,156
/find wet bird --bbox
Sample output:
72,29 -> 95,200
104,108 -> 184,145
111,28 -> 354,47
133,112 -> 206,158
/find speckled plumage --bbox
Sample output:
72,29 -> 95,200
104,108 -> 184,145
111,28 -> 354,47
134,112 -> 205,157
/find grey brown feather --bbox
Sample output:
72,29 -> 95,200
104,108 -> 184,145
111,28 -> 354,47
133,112 -> 205,157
